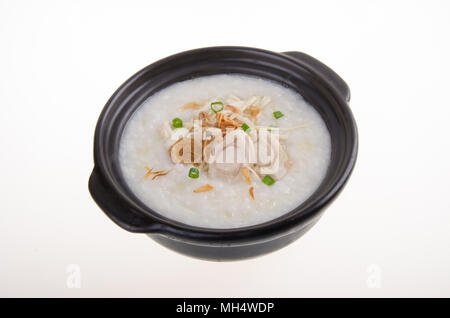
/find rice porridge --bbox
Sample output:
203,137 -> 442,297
119,74 -> 331,228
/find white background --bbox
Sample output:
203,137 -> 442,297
1,0 -> 449,297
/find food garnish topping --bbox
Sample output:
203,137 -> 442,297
194,184 -> 214,193
155,96 -> 303,198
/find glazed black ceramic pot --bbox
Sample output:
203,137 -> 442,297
88,46 -> 358,261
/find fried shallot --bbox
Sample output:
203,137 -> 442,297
193,184 -> 214,193
249,186 -> 255,200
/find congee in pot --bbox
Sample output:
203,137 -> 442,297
119,74 -> 331,228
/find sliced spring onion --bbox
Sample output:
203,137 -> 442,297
241,123 -> 250,133
210,101 -> 224,113
172,117 -> 183,128
188,167 -> 199,179
273,111 -> 284,119
262,175 -> 275,186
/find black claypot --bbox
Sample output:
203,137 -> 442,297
88,46 -> 358,261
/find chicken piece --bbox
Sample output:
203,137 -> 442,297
211,129 -> 256,164
169,137 -> 202,164
255,131 -> 290,180
207,129 -> 257,178
209,162 -> 242,178
203,127 -> 223,163
269,146 -> 290,180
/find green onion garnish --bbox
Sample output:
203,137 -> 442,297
188,167 -> 199,179
273,111 -> 284,119
210,101 -> 224,113
262,175 -> 275,186
241,123 -> 250,133
172,117 -> 183,128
